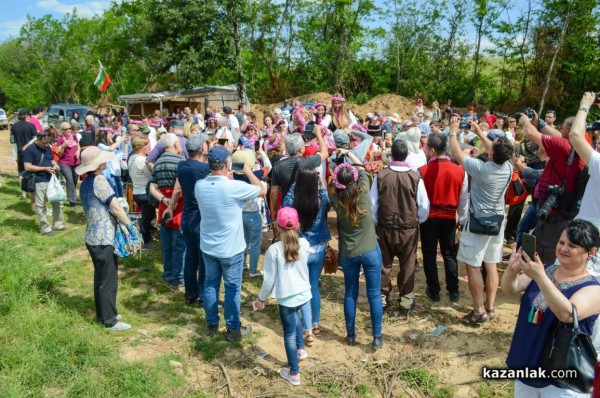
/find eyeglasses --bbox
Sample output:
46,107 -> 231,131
62,127 -> 72,131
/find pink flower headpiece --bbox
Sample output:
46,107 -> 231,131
292,106 -> 308,129
311,102 -> 328,112
246,123 -> 258,132
207,117 -> 219,123
274,119 -> 286,127
332,163 -> 358,190
331,96 -> 346,103
267,133 -> 282,151
130,120 -> 142,125
99,127 -> 114,133
351,124 -> 367,133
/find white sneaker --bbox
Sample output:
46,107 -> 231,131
297,349 -> 308,361
107,322 -> 131,331
249,271 -> 263,278
280,367 -> 301,386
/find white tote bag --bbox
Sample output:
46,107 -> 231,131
46,174 -> 67,203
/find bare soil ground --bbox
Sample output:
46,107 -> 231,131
0,129 -> 518,397
253,92 -> 421,124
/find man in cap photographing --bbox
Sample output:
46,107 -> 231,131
23,129 -> 65,236
196,145 -> 266,341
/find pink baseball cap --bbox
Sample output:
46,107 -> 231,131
277,207 -> 299,230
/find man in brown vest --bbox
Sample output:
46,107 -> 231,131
371,139 -> 430,315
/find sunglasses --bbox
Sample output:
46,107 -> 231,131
62,127 -> 72,131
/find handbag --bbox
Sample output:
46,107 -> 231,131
543,304 -> 598,393
504,168 -> 528,206
468,165 -> 511,236
114,220 -> 144,258
20,151 -> 45,193
46,174 -> 67,203
323,243 -> 338,274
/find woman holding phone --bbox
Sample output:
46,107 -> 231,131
502,220 -> 600,396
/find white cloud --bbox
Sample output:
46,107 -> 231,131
0,17 -> 27,39
36,0 -> 112,18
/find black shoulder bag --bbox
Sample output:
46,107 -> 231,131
468,164 -> 511,236
20,150 -> 45,193
543,303 -> 597,393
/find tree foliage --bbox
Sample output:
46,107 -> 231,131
0,0 -> 598,117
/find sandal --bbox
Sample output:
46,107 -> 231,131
312,324 -> 321,337
460,310 -> 489,326
304,330 -> 314,346
486,308 -> 496,320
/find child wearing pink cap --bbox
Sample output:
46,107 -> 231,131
253,207 -> 311,386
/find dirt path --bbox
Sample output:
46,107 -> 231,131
0,129 -> 519,397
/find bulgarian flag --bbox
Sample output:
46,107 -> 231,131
94,61 -> 111,92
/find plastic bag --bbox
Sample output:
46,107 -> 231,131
46,174 -> 67,203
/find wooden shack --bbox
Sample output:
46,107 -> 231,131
118,85 -> 245,117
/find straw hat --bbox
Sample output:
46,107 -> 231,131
76,146 -> 114,175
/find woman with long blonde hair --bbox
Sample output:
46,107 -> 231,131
329,93 -> 357,131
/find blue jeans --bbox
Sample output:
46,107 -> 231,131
160,225 -> 185,284
307,249 -> 326,324
279,303 -> 307,376
516,203 -> 538,247
203,251 -> 244,330
340,245 -> 383,337
181,215 -> 204,303
242,211 -> 262,273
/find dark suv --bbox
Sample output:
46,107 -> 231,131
43,103 -> 92,129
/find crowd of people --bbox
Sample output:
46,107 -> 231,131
8,92 -> 600,395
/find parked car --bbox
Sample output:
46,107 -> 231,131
0,108 -> 8,130
43,103 -> 92,129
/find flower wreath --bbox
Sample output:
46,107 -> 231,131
267,133 -> 282,151
332,163 -> 358,190
331,96 -> 346,103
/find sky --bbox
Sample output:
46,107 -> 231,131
0,0 -> 113,41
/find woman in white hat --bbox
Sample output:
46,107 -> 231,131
76,146 -> 133,331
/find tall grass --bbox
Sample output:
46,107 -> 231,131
0,175 -> 187,397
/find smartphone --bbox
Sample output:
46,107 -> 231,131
231,162 -> 245,171
459,121 -> 470,130
254,140 -> 261,151
218,138 -> 228,146
304,122 -> 315,133
522,233 -> 536,260
161,212 -> 172,226
595,92 -> 600,104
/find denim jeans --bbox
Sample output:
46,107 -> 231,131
160,225 -> 185,284
242,211 -> 262,273
307,249 -> 326,324
279,303 -> 307,376
339,245 -> 383,337
181,215 -> 204,303
516,203 -> 538,247
203,251 -> 244,330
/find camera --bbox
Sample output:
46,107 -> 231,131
459,121 -> 470,130
514,107 -> 535,121
303,121 -> 315,134
586,121 -> 600,131
536,184 -> 565,219
595,93 -> 600,104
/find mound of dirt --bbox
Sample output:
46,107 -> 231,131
251,92 -> 422,124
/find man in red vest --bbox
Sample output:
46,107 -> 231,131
418,135 -> 468,302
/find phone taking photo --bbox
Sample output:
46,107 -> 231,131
231,162 -> 245,171
218,138 -> 228,146
522,233 -> 536,260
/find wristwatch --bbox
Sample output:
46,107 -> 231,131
449,132 -> 457,137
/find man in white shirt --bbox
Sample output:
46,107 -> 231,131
223,106 -> 240,143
